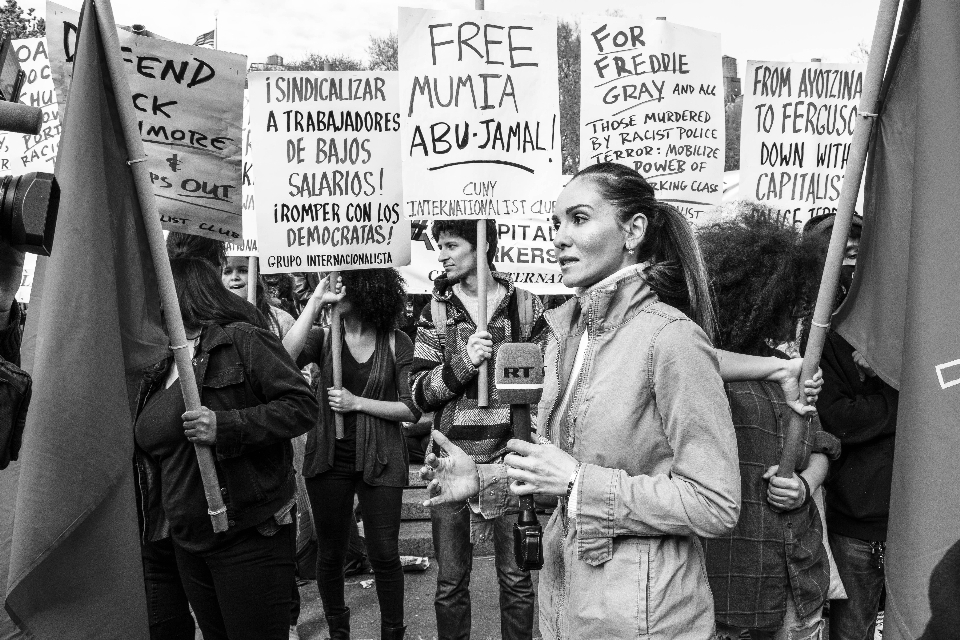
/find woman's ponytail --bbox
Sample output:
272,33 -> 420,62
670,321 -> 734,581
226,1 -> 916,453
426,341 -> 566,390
573,162 -> 716,341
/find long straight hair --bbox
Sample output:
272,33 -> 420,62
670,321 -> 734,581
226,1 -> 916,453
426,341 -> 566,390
170,257 -> 268,331
574,162 -> 716,340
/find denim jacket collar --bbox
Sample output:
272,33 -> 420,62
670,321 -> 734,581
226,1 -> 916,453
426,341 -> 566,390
546,263 -> 657,338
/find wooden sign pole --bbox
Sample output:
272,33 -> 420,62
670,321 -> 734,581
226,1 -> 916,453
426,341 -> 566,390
94,0 -> 228,531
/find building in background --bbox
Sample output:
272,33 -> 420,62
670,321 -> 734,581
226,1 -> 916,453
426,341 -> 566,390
722,55 -> 741,103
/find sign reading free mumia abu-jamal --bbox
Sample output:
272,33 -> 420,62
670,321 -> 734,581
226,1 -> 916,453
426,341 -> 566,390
248,71 -> 411,273
398,6 -> 561,220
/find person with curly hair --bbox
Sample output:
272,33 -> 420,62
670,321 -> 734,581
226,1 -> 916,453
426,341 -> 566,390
697,207 -> 840,640
284,268 -> 419,640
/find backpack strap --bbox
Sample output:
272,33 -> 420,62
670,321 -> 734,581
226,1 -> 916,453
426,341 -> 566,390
431,297 -> 448,353
515,288 -> 536,343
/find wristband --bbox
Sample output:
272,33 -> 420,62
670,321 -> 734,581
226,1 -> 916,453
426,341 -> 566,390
566,462 -> 582,499
798,475 -> 812,508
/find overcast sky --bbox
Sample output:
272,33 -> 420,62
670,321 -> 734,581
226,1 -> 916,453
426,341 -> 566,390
27,0 -> 880,75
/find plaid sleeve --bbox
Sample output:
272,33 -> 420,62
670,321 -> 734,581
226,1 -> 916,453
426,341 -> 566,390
410,304 -> 478,414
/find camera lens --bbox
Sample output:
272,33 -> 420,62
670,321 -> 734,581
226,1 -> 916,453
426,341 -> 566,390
0,171 -> 59,256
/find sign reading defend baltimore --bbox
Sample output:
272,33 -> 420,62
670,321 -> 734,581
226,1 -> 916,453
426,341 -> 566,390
248,71 -> 411,274
399,7 -> 561,219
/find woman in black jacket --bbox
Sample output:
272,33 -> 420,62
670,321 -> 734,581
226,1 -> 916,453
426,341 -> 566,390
135,256 -> 318,640
285,268 -> 419,640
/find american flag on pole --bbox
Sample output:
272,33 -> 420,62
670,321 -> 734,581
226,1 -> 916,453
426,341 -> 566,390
193,29 -> 215,48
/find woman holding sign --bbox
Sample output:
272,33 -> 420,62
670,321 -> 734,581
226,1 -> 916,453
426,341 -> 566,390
420,163 -> 821,639
134,257 -> 318,640
285,268 -> 419,640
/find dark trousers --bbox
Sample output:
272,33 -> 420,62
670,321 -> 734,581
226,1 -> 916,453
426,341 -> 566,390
172,524 -> 296,640
829,532 -> 885,640
305,466 -> 404,628
141,537 -> 196,640
431,502 -> 535,640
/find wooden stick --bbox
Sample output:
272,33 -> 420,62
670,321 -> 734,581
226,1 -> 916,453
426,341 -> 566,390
247,256 -> 257,305
476,221 -> 490,407
777,0 -> 900,479
321,60 -> 345,439
93,0 -> 228,531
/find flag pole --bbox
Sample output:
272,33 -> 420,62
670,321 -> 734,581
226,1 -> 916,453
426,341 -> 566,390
322,60 -> 345,439
93,0 -> 229,532
214,12 -> 218,50
473,0 -> 490,408
776,0 -> 900,478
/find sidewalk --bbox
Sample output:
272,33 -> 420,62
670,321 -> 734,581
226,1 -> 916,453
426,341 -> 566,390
293,556 -> 542,640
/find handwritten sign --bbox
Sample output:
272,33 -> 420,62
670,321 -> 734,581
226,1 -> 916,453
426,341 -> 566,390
400,220 -> 571,295
226,91 -> 258,257
579,16 -> 724,222
248,71 -> 411,274
398,7 -> 561,219
739,61 -> 865,226
0,37 -> 61,303
46,1 -> 246,242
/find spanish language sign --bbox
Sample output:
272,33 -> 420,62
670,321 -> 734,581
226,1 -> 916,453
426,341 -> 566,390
579,16 -> 724,222
226,91 -> 258,257
398,7 -> 561,219
739,61 -> 865,226
399,220 -> 571,295
46,1 -> 246,242
0,37 -> 61,303
248,71 -> 411,273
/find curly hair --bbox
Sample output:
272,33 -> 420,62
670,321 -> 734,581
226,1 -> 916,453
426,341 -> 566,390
341,268 -> 407,332
697,204 -> 826,354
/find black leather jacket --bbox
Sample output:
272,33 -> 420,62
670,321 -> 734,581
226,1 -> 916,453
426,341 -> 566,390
134,321 -> 318,541
1,302 -> 30,470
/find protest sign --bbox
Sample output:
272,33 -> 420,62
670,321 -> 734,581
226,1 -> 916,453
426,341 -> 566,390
579,16 -> 725,222
0,37 -> 61,303
739,61 -> 865,226
226,91 -> 258,257
46,1 -> 246,242
399,220 -> 571,295
248,71 -> 411,274
398,7 -> 561,220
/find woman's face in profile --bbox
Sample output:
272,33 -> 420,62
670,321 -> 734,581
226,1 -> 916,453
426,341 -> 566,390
552,177 -> 635,289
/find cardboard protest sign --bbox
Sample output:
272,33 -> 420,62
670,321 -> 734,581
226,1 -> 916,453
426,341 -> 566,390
398,7 -> 561,219
739,61 -> 865,226
248,71 -> 411,274
46,1 -> 246,242
399,220 -> 571,295
579,16 -> 725,222
0,37 -> 61,303
226,91 -> 258,257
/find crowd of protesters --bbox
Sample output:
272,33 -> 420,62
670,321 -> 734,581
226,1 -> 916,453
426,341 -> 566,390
0,162 -> 896,640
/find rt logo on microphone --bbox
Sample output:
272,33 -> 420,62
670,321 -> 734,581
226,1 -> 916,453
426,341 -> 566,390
503,367 -> 535,378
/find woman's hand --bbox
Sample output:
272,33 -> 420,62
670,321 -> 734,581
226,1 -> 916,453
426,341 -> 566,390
852,350 -> 877,380
774,359 -> 823,415
327,387 -> 362,413
420,431 -> 480,507
466,330 -> 493,367
504,438 -> 578,497
312,274 -> 345,308
762,465 -> 807,512
183,407 -> 217,445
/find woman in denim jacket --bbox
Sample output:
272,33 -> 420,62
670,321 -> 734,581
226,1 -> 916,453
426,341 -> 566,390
421,163 -> 821,640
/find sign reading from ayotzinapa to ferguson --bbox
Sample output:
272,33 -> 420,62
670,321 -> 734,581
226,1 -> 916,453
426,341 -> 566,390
47,1 -> 246,242
399,7 -> 561,219
739,61 -> 865,226
579,16 -> 724,222
248,71 -> 411,274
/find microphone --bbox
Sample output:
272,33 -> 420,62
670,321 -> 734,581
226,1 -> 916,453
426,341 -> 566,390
0,101 -> 42,136
496,342 -> 545,571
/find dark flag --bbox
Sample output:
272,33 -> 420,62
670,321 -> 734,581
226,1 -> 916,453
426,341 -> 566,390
834,0 -> 960,637
0,0 -> 169,636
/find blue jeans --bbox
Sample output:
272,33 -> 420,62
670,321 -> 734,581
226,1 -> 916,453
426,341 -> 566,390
828,532 -> 884,640
431,502 -> 535,640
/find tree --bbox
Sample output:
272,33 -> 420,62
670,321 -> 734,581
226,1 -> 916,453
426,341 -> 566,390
368,32 -> 398,71
851,40 -> 869,64
724,95 -> 743,171
557,20 -> 580,175
285,53 -> 365,71
0,0 -> 44,38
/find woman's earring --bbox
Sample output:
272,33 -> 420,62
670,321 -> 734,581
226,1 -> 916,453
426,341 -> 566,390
625,244 -> 635,255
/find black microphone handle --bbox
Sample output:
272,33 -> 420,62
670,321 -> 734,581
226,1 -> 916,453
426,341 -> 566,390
512,404 -> 537,513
